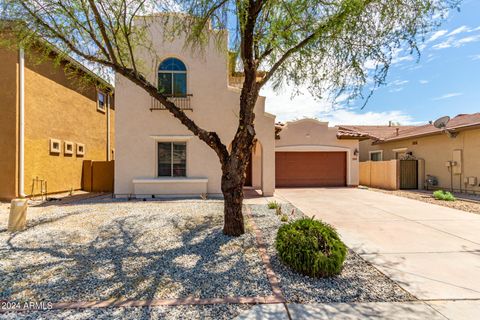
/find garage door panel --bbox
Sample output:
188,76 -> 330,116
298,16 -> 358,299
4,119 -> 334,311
275,152 -> 346,187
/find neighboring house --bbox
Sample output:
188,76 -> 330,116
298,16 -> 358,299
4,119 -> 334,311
115,16 -> 363,198
0,42 -> 114,200
340,113 -> 480,193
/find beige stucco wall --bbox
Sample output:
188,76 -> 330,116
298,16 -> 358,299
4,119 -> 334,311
360,128 -> 480,192
275,119 -> 360,186
0,46 -> 19,200
23,52 -> 114,196
115,16 -> 275,197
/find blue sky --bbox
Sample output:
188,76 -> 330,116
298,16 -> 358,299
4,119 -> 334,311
262,0 -> 480,125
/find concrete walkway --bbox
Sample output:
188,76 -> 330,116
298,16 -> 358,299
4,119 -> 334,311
259,187 -> 480,319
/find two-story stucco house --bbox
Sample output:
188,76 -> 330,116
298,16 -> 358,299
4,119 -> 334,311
114,16 -> 362,198
114,16 -> 276,197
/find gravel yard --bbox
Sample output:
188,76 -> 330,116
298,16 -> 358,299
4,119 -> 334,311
367,188 -> 480,214
248,203 -> 415,304
0,304 -> 251,320
1,197 -> 416,319
0,199 -> 270,318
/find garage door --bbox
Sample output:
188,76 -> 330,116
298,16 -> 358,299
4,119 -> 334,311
275,152 -> 346,187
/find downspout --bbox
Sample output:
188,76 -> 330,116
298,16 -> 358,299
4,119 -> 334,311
106,94 -> 110,161
18,47 -> 26,198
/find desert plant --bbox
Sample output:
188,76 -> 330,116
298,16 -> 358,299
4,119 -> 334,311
267,201 -> 280,210
280,214 -> 289,222
433,190 -> 456,201
275,206 -> 283,216
276,218 -> 347,278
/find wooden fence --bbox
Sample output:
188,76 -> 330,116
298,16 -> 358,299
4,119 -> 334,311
82,160 -> 114,192
359,160 -> 400,190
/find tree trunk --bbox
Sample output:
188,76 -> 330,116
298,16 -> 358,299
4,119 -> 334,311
221,162 -> 246,236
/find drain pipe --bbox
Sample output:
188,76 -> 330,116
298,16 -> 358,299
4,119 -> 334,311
18,47 -> 25,198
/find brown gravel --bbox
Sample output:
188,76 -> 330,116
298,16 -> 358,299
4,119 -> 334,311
367,188 -> 480,214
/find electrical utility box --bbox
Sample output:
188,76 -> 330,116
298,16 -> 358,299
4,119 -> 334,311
452,149 -> 462,175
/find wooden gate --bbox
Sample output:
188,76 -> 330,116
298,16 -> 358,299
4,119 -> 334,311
400,160 -> 418,189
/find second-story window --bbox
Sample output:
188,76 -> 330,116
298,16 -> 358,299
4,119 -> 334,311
158,58 -> 187,97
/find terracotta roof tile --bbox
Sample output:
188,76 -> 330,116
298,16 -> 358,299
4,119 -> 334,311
338,113 -> 480,143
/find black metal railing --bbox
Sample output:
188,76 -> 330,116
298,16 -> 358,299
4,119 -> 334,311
150,94 -> 193,111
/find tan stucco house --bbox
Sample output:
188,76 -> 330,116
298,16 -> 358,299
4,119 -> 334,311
0,42 -> 114,200
340,113 -> 480,193
114,17 -> 361,198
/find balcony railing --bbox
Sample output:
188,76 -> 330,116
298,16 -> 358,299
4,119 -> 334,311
150,94 -> 193,111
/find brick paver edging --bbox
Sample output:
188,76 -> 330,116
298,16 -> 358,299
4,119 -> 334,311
244,205 -> 285,302
1,204 -> 285,313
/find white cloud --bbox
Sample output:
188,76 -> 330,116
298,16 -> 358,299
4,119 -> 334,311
471,54 -> 480,61
455,35 -> 480,47
432,92 -> 463,100
261,84 -> 414,125
447,25 -> 470,36
427,30 -> 448,42
419,80 -> 429,84
389,80 -> 409,86
432,38 -> 453,49
318,109 -> 415,126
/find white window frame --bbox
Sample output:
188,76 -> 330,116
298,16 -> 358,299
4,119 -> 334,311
156,141 -> 188,177
64,141 -> 74,155
49,138 -> 61,154
369,150 -> 383,161
97,90 -> 107,113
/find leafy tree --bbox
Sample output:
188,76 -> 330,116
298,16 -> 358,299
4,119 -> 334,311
1,0 -> 456,236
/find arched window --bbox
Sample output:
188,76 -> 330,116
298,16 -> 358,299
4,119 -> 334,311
158,58 -> 187,97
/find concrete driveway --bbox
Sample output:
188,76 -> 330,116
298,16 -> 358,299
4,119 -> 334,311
275,188 -> 480,304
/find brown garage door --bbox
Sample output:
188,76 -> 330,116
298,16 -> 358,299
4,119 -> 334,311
275,152 -> 346,187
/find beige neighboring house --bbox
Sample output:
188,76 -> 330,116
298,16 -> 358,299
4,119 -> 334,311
114,16 -> 362,198
340,113 -> 480,193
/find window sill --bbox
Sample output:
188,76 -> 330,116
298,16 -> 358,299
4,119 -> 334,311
132,177 -> 208,184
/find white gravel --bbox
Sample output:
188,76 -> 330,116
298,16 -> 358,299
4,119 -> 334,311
368,188 -> 480,214
0,304 -> 251,319
1,199 -> 271,318
249,203 -> 415,303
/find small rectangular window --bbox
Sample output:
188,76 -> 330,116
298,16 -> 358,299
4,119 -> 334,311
97,91 -> 106,112
370,151 -> 382,161
158,142 -> 186,177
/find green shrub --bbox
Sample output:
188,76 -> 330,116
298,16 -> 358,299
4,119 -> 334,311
276,218 -> 347,278
280,214 -> 289,222
267,200 -> 280,209
433,190 -> 456,201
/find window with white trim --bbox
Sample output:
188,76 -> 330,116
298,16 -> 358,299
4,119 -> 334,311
158,142 -> 186,177
97,91 -> 106,112
369,151 -> 383,161
158,58 -> 187,96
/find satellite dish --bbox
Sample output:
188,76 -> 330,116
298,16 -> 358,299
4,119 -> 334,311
433,116 -> 450,129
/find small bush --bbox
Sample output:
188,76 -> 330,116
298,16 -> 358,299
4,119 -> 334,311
267,200 -> 280,209
280,214 -> 289,222
433,190 -> 456,201
276,218 -> 347,278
